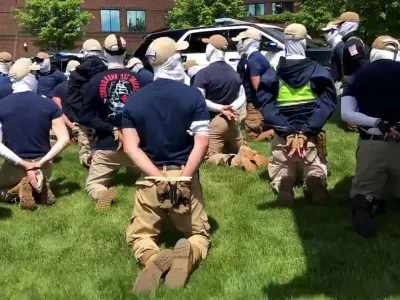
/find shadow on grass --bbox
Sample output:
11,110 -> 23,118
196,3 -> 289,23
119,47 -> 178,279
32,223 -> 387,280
51,177 -> 81,198
0,206 -> 12,219
261,176 -> 400,299
113,168 -> 141,187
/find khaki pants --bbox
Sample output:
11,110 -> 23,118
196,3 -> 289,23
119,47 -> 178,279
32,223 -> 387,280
351,139 -> 400,199
85,150 -> 135,199
0,160 -> 52,192
268,135 -> 327,192
244,103 -> 264,140
78,126 -> 93,166
205,115 -> 244,166
126,169 -> 210,264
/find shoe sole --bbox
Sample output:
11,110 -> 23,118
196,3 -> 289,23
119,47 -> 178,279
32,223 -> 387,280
165,239 -> 191,289
19,178 -> 36,210
95,188 -> 117,212
253,154 -> 269,168
239,146 -> 257,160
133,249 -> 173,294
305,177 -> 329,205
242,157 -> 257,172
353,211 -> 377,238
277,177 -> 295,206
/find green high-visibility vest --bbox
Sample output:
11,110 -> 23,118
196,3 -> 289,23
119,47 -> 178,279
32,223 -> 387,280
277,79 -> 317,107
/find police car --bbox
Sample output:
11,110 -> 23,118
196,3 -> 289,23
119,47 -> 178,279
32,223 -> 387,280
134,18 -> 332,71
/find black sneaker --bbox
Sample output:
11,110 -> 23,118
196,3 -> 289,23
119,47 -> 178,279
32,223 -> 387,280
351,195 -> 377,238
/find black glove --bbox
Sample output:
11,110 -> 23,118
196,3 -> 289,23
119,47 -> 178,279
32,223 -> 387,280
376,119 -> 392,134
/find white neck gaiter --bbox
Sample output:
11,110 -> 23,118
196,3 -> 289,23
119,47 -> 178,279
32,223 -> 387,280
83,50 -> 101,58
105,52 -> 125,69
153,53 -> 185,82
338,22 -> 359,37
40,59 -> 51,73
397,51 -> 400,62
370,48 -> 396,63
0,62 -> 11,75
285,39 -> 306,59
326,30 -> 343,48
243,39 -> 261,57
206,44 -> 225,63
11,73 -> 38,93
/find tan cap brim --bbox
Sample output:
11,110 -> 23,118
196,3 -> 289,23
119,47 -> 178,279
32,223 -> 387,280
331,19 -> 344,25
176,41 -> 189,51
31,64 -> 41,71
201,38 -> 210,44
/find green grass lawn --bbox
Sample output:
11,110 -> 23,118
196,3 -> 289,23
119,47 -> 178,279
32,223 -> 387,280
2,115 -> 400,300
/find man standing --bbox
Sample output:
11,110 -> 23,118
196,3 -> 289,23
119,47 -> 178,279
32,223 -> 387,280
34,52 -> 66,98
341,36 -> 400,238
0,58 -> 70,209
256,24 -> 336,206
232,29 -> 274,141
321,21 -> 345,85
194,34 -> 268,171
0,52 -> 13,100
122,37 -> 210,294
125,57 -> 153,86
81,35 -> 149,211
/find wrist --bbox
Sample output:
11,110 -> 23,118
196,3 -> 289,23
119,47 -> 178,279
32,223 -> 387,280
374,119 -> 381,127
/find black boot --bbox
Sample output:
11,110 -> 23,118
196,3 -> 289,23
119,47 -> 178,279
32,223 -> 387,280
350,194 -> 377,238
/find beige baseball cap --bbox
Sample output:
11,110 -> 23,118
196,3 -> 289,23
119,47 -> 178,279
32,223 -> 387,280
145,37 -> 189,66
104,34 -> 127,54
202,34 -> 228,51
184,60 -> 198,71
125,57 -> 142,69
284,23 -> 308,40
0,52 -> 12,62
372,36 -> 399,53
333,12 -> 360,25
66,60 -> 80,72
35,52 -> 49,59
321,21 -> 339,32
81,39 -> 102,52
9,58 -> 40,81
232,29 -> 261,42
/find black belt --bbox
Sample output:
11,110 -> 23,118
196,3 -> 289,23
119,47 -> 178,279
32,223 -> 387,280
158,165 -> 184,171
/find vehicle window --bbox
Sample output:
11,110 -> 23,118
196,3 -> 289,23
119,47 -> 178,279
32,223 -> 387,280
135,37 -> 153,59
227,28 -> 247,51
182,30 -> 228,54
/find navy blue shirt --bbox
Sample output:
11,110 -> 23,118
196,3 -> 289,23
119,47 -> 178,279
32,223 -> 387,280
0,91 -> 62,159
345,59 -> 400,124
194,61 -> 241,106
0,73 -> 12,100
238,51 -> 270,103
52,81 -> 78,123
37,68 -> 66,98
81,69 -> 147,150
330,42 -> 345,82
122,79 -> 209,166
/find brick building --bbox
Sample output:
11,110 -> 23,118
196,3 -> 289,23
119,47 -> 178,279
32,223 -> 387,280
0,0 -> 297,59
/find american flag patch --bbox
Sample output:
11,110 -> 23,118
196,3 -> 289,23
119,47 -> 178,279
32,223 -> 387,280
349,45 -> 358,56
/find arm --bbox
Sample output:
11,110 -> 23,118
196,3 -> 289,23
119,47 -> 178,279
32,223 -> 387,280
250,76 -> 260,90
230,86 -> 246,110
248,55 -> 269,90
67,72 -> 84,117
52,96 -> 75,129
0,122 -> 23,166
255,68 -> 292,135
38,117 -> 70,166
181,93 -> 210,177
341,96 -> 377,127
302,70 -> 337,135
122,127 -> 164,177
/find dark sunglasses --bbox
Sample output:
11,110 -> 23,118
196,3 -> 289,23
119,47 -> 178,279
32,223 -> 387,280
32,57 -> 44,64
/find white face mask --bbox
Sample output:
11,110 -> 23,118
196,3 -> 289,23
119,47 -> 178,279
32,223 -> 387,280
236,40 -> 244,55
40,59 -> 51,73
12,73 -> 38,93
152,53 -> 185,82
0,62 -> 11,75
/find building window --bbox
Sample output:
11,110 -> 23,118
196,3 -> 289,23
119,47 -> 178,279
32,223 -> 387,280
271,2 -> 295,15
100,9 -> 120,32
127,10 -> 146,32
241,3 -> 265,17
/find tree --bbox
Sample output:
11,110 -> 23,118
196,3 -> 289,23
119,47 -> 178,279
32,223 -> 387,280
167,0 -> 246,29
258,0 -> 400,43
14,0 -> 93,51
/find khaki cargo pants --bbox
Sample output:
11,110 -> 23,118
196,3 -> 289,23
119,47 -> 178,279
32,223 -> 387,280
268,135 -> 327,192
126,169 -> 210,265
351,139 -> 400,199
85,150 -> 135,200
205,115 -> 244,166
0,160 -> 52,192
78,126 -> 93,167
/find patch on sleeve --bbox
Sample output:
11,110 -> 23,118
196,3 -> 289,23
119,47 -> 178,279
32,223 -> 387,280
349,45 -> 358,56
